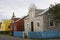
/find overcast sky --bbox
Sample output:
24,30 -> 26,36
0,0 -> 60,21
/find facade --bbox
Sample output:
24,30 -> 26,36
1,19 -> 11,31
24,4 -> 60,35
10,18 -> 19,32
10,12 -> 19,32
10,12 -> 26,32
10,17 -> 26,32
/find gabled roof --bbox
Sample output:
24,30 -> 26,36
24,8 -> 49,19
38,8 -> 49,16
35,9 -> 44,16
13,18 -> 20,21
38,5 -> 54,16
15,18 -> 21,22
14,16 -> 27,22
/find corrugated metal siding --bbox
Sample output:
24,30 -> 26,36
14,31 -> 24,38
28,32 -> 42,38
41,31 -> 58,38
28,30 -> 60,38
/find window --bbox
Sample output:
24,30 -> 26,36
37,21 -> 40,27
37,23 -> 39,27
10,26 -> 12,30
14,26 -> 17,31
27,23 -> 29,27
8,26 -> 10,28
49,20 -> 55,27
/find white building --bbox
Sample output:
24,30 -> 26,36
24,4 -> 60,37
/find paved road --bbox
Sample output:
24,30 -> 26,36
0,35 -> 31,40
48,39 -> 60,40
0,35 -> 60,40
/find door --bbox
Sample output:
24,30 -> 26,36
31,22 -> 34,31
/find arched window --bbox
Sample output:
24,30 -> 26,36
37,21 -> 40,27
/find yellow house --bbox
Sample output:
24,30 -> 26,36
1,19 -> 11,31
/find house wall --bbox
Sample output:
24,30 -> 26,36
10,18 -> 24,32
10,18 -> 19,32
24,18 -> 30,33
24,14 -> 44,37
1,24 -> 5,31
43,12 -> 60,31
5,20 -> 11,31
24,12 -> 44,33
17,18 -> 24,31
34,15 -> 44,32
1,20 -> 11,31
10,23 -> 15,32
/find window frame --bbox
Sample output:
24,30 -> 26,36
27,23 -> 29,27
49,19 -> 55,27
36,21 -> 40,27
10,26 -> 12,30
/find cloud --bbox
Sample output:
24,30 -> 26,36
0,0 -> 59,21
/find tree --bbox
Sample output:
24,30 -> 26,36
49,4 -> 60,19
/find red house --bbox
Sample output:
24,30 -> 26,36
10,12 -> 26,33
10,17 -> 25,32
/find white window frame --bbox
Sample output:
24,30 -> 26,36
49,19 -> 55,27
27,23 -> 29,27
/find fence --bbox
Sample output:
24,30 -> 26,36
14,31 -> 24,38
28,30 -> 60,38
13,30 -> 60,38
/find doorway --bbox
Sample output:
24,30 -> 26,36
31,22 -> 34,31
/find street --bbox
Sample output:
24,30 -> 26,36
0,35 -> 31,40
0,35 -> 60,40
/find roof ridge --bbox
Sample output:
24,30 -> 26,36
38,8 -> 49,15
14,16 -> 26,22
15,18 -> 21,22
